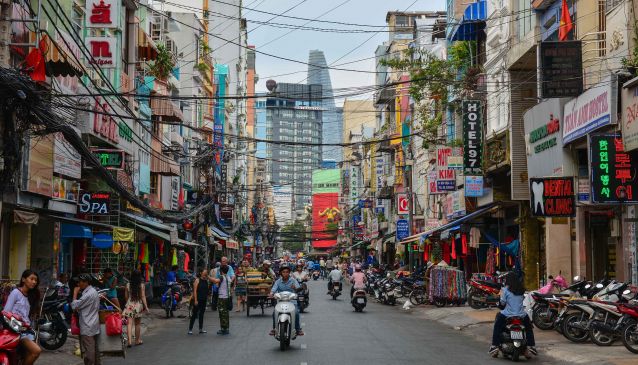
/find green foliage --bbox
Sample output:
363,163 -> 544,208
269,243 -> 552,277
376,212 -> 386,222
621,25 -> 638,76
200,40 -> 212,55
196,62 -> 208,73
281,220 -> 308,253
431,241 -> 442,263
149,44 -> 175,80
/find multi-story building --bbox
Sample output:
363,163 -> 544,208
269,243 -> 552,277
263,82 -> 323,219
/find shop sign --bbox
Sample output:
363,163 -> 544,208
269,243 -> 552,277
530,177 -> 575,217
465,176 -> 484,197
577,177 -> 590,201
528,115 -> 560,154
350,165 -> 359,203
396,219 -> 409,241
427,170 -> 445,195
85,37 -> 116,68
446,189 -> 466,220
448,156 -> 463,170
621,81 -> 638,152
52,176 -> 80,203
220,204 -> 233,220
78,192 -> 110,214
397,193 -> 410,215
85,0 -> 119,28
25,135 -> 54,197
563,77 -> 615,144
463,100 -> 483,174
436,179 -> 456,192
590,134 -> 638,203
53,133 -> 81,179
358,199 -> 372,208
91,149 -> 124,169
93,99 -> 119,143
540,41 -> 583,98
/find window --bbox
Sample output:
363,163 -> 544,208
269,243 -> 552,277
150,173 -> 158,195
281,109 -> 293,118
517,0 -> 533,39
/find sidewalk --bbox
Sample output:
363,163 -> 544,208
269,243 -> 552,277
38,307 -> 163,365
404,304 -> 637,365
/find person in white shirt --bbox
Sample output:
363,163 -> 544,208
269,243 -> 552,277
292,263 -> 309,282
327,267 -> 342,294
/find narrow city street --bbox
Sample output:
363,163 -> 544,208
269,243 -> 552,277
103,280 -> 554,365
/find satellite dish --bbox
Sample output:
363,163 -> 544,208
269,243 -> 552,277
266,79 -> 277,92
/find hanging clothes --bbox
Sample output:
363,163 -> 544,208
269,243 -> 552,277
142,243 -> 150,264
469,227 -> 481,248
451,238 -> 457,260
171,249 -> 178,266
485,247 -> 495,275
184,252 -> 190,272
461,234 -> 468,255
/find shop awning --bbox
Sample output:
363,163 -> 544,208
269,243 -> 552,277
209,226 -> 230,240
36,32 -> 84,77
135,223 -> 171,241
123,212 -> 174,231
397,231 -> 424,245
137,28 -> 158,61
226,240 -> 239,249
113,227 -> 134,242
423,203 -> 498,237
177,238 -> 201,247
48,215 -> 116,229
61,223 -> 92,239
382,231 -> 396,243
347,241 -> 366,250
440,225 -> 461,240
449,0 -> 486,41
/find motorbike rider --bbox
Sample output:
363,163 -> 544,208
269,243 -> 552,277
319,257 -> 326,278
292,262 -> 309,282
327,265 -> 343,294
258,260 -> 276,280
489,272 -> 537,358
268,266 -> 304,336
349,264 -> 367,298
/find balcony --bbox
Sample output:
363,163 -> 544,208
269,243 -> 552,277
374,87 -> 395,105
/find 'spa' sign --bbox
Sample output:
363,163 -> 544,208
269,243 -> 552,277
78,192 -> 111,214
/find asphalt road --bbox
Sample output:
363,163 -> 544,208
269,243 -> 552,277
102,280 -> 523,365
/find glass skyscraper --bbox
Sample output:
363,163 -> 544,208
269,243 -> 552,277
307,50 -> 342,163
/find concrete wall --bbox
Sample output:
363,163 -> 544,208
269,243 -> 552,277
342,100 -> 376,161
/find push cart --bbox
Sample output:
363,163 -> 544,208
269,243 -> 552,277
245,270 -> 273,316
98,309 -> 126,358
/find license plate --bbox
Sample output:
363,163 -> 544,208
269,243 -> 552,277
510,331 -> 523,340
357,298 -> 365,304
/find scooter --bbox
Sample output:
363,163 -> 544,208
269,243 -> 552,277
495,316 -> 530,361
273,292 -> 298,351
619,301 -> 638,354
467,278 -> 501,309
588,286 -> 636,346
329,281 -> 342,300
296,281 -> 309,313
312,270 -> 320,281
36,287 -> 69,351
0,311 -> 32,365
161,282 -> 183,318
351,288 -> 367,312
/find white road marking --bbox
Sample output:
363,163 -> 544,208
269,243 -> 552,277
301,362 -> 308,365
301,344 -> 307,349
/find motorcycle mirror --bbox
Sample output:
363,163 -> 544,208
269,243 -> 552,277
585,284 -> 591,289
596,283 -> 604,289
573,276 -> 580,282
623,289 -> 631,295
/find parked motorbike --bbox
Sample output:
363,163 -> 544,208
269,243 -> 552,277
467,278 -> 501,309
494,316 -> 530,361
588,286 -> 636,346
0,311 -> 32,365
528,277 -> 591,331
161,282 -> 183,318
351,288 -> 367,312
620,301 -> 638,354
273,292 -> 298,351
36,288 -> 68,351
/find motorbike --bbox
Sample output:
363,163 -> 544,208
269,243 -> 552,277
36,287 -> 69,351
467,278 -> 501,309
351,288 -> 367,312
528,277 -> 592,331
495,316 -> 530,361
620,301 -> 638,354
296,281 -> 309,313
0,311 -> 32,365
312,270 -> 320,281
161,282 -> 183,318
378,273 -> 397,306
273,292 -> 298,351
588,286 -> 636,346
329,281 -> 342,300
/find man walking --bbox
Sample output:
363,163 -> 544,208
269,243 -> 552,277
72,274 -> 101,365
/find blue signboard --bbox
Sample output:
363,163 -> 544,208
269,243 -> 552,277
358,199 -> 373,208
465,176 -> 484,197
396,219 -> 409,241
436,180 -> 456,191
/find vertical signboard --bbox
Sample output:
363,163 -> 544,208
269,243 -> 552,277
85,0 -> 119,28
540,41 -> 583,98
621,81 -> 638,152
590,134 -> 638,203
463,100 -> 483,175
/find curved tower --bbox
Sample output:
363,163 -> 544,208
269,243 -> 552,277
307,50 -> 342,163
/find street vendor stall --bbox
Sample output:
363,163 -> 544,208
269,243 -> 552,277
245,269 -> 274,316
427,262 -> 467,307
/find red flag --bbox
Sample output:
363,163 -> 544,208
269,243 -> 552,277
558,0 -> 573,41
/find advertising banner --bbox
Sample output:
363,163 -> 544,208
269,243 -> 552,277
312,193 -> 339,248
465,176 -> 484,197
396,219 -> 409,241
463,100 -> 483,175
53,133 -> 81,179
529,177 -> 575,217
563,77 -> 616,144
621,81 -> 638,151
590,134 -> 638,203
540,41 -> 583,98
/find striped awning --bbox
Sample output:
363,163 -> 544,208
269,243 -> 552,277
137,28 -> 158,61
35,32 -> 84,77
150,139 -> 180,175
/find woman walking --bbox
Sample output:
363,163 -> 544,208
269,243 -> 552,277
4,270 -> 41,365
188,268 -> 210,335
123,270 -> 148,347
234,260 -> 248,312
212,265 -> 231,335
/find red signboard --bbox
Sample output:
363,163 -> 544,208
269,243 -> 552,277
312,193 -> 339,248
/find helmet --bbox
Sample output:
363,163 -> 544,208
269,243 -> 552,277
263,260 -> 272,266
295,261 -> 303,268
355,264 -> 362,271
279,265 -> 292,274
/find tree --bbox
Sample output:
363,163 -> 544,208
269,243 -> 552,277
149,43 -> 176,80
280,220 -> 308,253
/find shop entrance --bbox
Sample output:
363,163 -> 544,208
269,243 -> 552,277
587,213 -> 614,280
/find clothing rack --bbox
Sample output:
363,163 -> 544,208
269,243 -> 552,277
428,265 -> 467,305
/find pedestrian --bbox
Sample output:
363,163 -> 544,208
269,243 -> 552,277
188,268 -> 210,335
72,273 -> 101,365
212,265 -> 231,335
54,272 -> 70,300
123,270 -> 148,346
210,262 -> 220,311
3,269 -> 41,365
234,260 -> 248,312
101,268 -> 120,310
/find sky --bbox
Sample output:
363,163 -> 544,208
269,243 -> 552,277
163,0 -> 447,104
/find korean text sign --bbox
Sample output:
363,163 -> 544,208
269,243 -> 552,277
590,134 -> 638,203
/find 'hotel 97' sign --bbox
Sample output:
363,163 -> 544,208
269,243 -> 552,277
590,134 -> 638,203
463,100 -> 483,175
